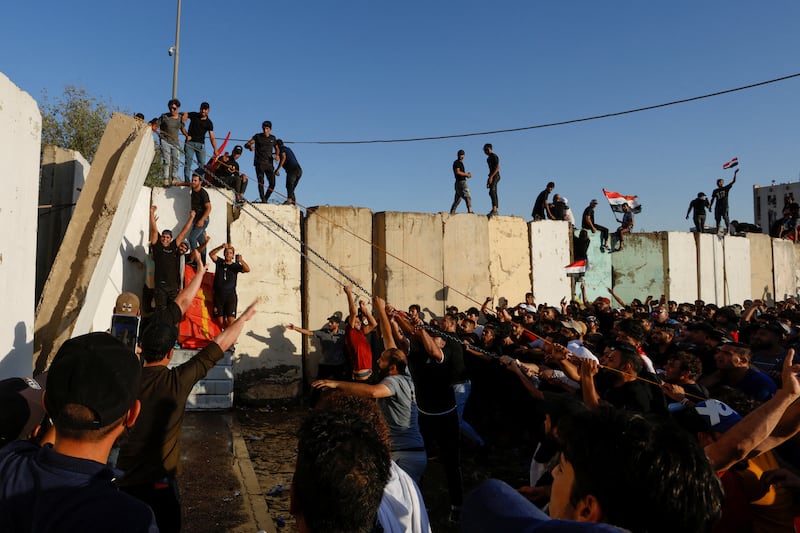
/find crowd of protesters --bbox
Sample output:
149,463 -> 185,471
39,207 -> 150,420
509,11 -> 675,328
298,286 -> 800,531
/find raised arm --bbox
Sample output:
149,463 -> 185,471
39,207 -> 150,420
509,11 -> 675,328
705,351 -> 800,470
213,300 -> 257,352
149,206 -> 160,245
607,286 -> 626,308
285,323 -> 314,337
175,210 -> 196,244
237,252 -> 250,273
359,300 -> 378,336
344,285 -> 358,327
174,250 -> 207,315
373,296 -> 396,350
209,243 -> 225,263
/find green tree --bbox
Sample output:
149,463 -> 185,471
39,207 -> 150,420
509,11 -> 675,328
40,85 -> 164,187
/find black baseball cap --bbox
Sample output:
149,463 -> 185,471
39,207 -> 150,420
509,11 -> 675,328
45,333 -> 141,430
232,145 -> 243,155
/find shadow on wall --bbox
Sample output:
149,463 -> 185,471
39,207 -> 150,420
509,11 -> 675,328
0,322 -> 33,378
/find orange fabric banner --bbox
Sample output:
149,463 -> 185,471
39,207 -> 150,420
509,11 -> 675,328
178,265 -> 221,349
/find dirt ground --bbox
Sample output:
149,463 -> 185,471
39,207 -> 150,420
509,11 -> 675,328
236,401 -> 535,533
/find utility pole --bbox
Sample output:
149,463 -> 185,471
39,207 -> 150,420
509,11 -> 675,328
171,0 -> 182,99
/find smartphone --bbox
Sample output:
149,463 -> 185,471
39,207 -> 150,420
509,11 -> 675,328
110,314 -> 141,352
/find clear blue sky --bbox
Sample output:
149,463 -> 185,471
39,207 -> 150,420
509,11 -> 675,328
3,1 -> 799,231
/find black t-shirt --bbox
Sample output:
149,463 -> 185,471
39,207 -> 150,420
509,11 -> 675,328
486,152 -> 499,174
216,156 -> 239,179
186,112 -> 214,143
191,187 -> 210,215
250,133 -> 277,166
689,198 -> 709,216
581,206 -> 595,229
453,160 -> 466,182
213,258 -> 244,295
408,341 -> 457,413
712,184 -> 733,209
533,189 -> 550,218
573,234 -> 590,261
152,240 -> 180,288
551,200 -> 567,220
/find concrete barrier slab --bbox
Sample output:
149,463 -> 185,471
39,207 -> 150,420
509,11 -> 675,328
723,236 -> 751,305
374,211 -> 444,315
530,221 -> 571,306
442,214 -> 490,316
488,216 -> 532,306
581,231 -> 612,303
665,232 -> 698,304
747,233 -> 775,303
696,233 -> 725,305
773,239 -> 798,301
611,233 -> 665,305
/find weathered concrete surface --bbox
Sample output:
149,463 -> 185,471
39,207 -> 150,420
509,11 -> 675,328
696,233 -> 725,305
34,113 -> 154,373
747,233 -> 775,303
230,204 -> 303,401
301,206 -> 372,384
488,215 -> 531,305
89,186 -> 151,332
772,239 -> 798,301
0,73 -> 40,379
664,232 -> 697,304
442,214 -> 491,315
611,233 -> 665,305
580,232 -> 612,303
374,211 -> 444,315
37,146 -> 88,303
530,221 -> 571,306
723,236 -> 751,305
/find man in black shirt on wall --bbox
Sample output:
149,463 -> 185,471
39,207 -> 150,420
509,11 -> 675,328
181,102 -> 218,183
450,149 -> 473,214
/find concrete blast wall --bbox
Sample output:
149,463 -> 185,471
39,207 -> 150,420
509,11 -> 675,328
37,146 -> 88,302
530,221 -> 571,305
748,234 -> 775,303
773,239 -> 798,301
723,236 -> 751,305
374,212 -> 444,316
303,206 -> 373,383
665,232 -> 698,303
33,114 -> 154,373
581,232 -> 612,303
488,216 -> 532,306
442,214 -> 491,315
0,73 -> 41,379
230,205 -> 302,401
696,233 -> 725,305
612,233 -> 666,304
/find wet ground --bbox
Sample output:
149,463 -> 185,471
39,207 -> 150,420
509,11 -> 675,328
236,401 -> 535,533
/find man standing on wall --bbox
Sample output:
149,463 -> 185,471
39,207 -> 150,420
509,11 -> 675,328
244,121 -> 279,203
581,198 -> 609,251
159,99 -> 183,186
187,172 -> 212,265
450,149 -> 473,214
209,242 -> 250,329
275,139 -> 303,206
181,102 -> 218,184
710,169 -> 738,235
686,192 -> 710,232
483,143 -> 501,217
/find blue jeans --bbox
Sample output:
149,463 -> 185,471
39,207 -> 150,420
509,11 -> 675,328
184,141 -> 206,182
453,381 -> 484,447
392,450 -> 427,484
187,217 -> 209,264
489,174 -> 500,210
160,142 -> 181,183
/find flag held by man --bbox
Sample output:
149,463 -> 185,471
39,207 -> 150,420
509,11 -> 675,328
602,189 -> 642,214
723,157 -> 738,170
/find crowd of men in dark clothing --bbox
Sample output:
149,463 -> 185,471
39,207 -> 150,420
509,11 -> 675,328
297,287 -> 800,531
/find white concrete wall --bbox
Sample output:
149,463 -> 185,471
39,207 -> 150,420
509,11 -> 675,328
723,236 -> 752,305
772,239 -> 798,301
530,221 -> 571,306
664,232 -> 698,304
696,233 -> 725,305
0,73 -> 40,378
230,204 -> 302,376
442,214 -> 491,315
488,215 -> 532,306
610,233 -> 665,305
303,206 -> 373,382
747,233 -> 775,303
374,211 -> 444,315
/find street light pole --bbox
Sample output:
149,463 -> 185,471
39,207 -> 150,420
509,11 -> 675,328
171,0 -> 181,99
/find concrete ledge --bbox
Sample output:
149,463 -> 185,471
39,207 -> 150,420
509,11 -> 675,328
231,418 -> 275,533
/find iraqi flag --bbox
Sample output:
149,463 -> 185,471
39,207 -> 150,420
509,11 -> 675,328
565,259 -> 587,276
723,157 -> 738,170
602,189 -> 642,214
